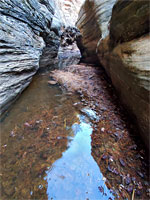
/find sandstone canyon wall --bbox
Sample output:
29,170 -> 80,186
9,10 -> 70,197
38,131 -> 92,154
76,0 -> 150,148
76,0 -> 116,62
55,0 -> 85,26
0,0 -> 84,114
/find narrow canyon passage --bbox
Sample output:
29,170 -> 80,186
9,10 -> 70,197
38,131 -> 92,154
0,0 -> 149,200
0,50 -> 113,200
0,49 -> 149,200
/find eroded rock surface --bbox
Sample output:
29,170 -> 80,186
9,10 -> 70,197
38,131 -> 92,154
0,0 -> 59,114
0,0 -> 84,114
98,35 -> 150,149
76,0 -> 150,148
55,0 -> 85,26
109,0 -> 149,48
76,0 -> 116,62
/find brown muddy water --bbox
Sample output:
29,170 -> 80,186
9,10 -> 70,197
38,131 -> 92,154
0,56 -> 115,199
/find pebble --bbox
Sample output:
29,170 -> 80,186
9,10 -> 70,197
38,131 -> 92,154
101,127 -> 105,132
73,102 -> 78,106
107,165 -> 113,172
101,154 -> 107,160
36,120 -> 43,124
10,131 -> 15,137
24,122 -> 31,127
98,186 -> 104,194
102,177 -> 106,182
109,156 -> 114,162
48,80 -> 57,85
38,184 -> 43,189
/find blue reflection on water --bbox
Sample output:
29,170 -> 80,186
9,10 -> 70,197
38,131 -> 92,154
45,114 -> 114,200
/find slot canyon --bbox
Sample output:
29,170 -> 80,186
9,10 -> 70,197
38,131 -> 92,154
0,0 -> 149,199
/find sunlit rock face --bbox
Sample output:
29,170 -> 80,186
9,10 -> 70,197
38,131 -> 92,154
0,0 -> 84,114
76,0 -> 150,148
55,0 -> 85,26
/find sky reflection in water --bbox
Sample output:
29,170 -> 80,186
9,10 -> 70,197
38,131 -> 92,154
45,114 -> 114,200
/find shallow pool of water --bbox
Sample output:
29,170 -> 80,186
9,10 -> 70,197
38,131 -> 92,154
45,114 -> 114,200
0,64 -> 114,199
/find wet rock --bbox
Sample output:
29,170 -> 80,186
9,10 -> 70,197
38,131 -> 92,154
81,107 -> 98,121
107,165 -> 113,173
109,156 -> 114,162
48,80 -> 57,85
98,186 -> 104,194
101,154 -> 107,160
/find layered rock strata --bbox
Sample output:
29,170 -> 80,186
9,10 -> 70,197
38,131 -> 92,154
0,0 -> 84,114
0,0 -> 59,114
76,0 -> 150,148
76,0 -> 116,62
